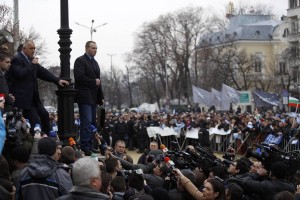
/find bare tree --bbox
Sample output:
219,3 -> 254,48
130,6 -> 226,107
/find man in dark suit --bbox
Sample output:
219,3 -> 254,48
6,40 -> 69,134
74,41 -> 104,155
0,53 -> 14,113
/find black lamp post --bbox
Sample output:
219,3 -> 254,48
56,0 -> 77,140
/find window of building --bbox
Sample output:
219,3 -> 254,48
291,42 -> 299,58
290,18 -> 299,33
279,62 -> 287,74
254,57 -> 262,72
290,0 -> 298,8
283,28 -> 289,37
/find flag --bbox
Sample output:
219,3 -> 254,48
220,84 -> 240,110
288,96 -> 300,108
211,88 -> 222,107
252,91 -> 278,108
192,85 -> 211,106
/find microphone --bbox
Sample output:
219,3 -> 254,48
90,125 -> 98,133
49,130 -> 57,138
52,124 -> 58,132
34,124 -> 41,134
164,157 -> 175,170
160,144 -> 168,153
25,119 -> 31,129
69,137 -> 78,150
69,137 -> 76,146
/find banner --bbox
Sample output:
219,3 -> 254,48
252,90 -> 278,108
211,88 -> 222,107
221,84 -> 240,110
148,126 -> 231,139
147,127 -> 177,138
192,85 -> 211,106
185,128 -> 200,139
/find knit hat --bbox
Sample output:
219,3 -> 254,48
38,137 -> 57,156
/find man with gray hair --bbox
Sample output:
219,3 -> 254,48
57,157 -> 109,200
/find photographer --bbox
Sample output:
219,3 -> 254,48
238,161 -> 295,199
124,172 -> 153,200
106,150 -> 156,174
137,141 -> 161,165
144,163 -> 166,189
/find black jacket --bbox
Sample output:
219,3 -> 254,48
6,53 -> 59,109
240,178 -> 295,199
73,54 -> 104,105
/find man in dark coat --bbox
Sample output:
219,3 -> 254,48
6,40 -> 69,134
74,41 -> 104,155
0,53 -> 14,113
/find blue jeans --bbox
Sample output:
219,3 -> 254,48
78,104 -> 97,151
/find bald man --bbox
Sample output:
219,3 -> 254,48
6,40 -> 69,134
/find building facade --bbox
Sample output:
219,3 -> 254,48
195,7 -> 287,93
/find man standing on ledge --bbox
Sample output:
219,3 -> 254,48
74,41 -> 104,156
6,40 -> 69,134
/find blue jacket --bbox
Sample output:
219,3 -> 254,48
0,110 -> 5,154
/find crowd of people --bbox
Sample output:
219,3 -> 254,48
2,39 -> 300,199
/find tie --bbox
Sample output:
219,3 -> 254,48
91,58 -> 97,73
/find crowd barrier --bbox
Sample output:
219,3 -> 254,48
146,126 -> 300,154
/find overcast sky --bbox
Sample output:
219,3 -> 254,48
2,0 -> 287,72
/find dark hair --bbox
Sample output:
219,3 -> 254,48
273,191 -> 295,200
105,158 -> 119,173
270,162 -> 287,179
111,176 -> 126,192
12,146 -> 30,163
100,172 -> 112,195
85,41 -> 96,48
0,53 -> 10,61
226,183 -> 244,200
235,159 -> 249,174
60,146 -> 75,165
128,173 -> 144,191
206,178 -> 226,200
209,166 -> 227,180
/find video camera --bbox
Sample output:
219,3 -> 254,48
245,142 -> 300,176
184,145 -> 234,171
5,108 -> 25,145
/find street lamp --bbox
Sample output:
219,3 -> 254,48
75,20 -> 107,40
56,0 -> 77,140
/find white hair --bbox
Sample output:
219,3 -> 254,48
72,157 -> 100,187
